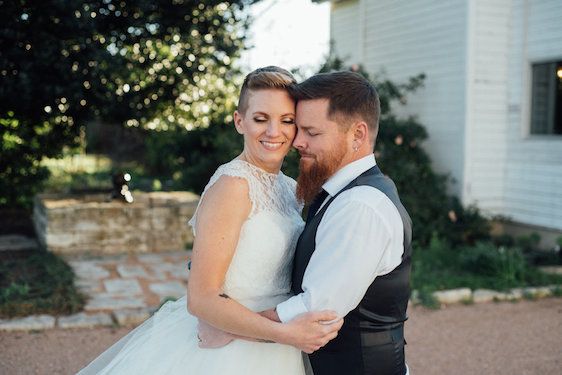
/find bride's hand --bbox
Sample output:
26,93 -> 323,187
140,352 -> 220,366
281,311 -> 343,354
197,319 -> 236,348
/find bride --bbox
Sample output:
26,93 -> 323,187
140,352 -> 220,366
77,66 -> 342,374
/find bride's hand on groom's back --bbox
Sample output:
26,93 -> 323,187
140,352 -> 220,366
281,311 -> 343,354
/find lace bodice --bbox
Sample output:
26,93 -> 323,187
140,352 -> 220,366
188,159 -> 304,310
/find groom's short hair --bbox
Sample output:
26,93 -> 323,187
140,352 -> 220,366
291,71 -> 380,145
237,66 -> 297,114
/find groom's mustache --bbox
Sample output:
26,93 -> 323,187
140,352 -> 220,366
298,152 -> 315,159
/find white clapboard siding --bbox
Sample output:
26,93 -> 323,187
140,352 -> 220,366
464,0 -> 512,213
329,0 -> 562,230
332,0 -> 469,196
330,0 -> 361,63
502,0 -> 562,230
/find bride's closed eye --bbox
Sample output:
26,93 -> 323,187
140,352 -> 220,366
282,117 -> 295,125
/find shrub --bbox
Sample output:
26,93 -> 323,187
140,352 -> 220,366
144,123 -> 243,194
411,238 -> 562,298
0,251 -> 86,318
458,243 -> 527,288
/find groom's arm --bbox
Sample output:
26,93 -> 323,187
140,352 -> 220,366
276,187 -> 403,323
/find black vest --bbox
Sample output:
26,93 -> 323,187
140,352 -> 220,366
292,165 -> 412,352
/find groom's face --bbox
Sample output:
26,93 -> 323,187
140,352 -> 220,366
293,99 -> 351,203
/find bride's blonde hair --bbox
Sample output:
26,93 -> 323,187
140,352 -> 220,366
237,66 -> 297,114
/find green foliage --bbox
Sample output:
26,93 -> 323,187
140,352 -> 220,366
144,123 -> 244,194
1,0 -> 252,208
515,232 -> 541,252
411,238 -> 562,298
0,251 -> 86,318
458,243 -> 527,288
41,154 -> 112,193
40,153 -> 164,194
1,112 -> 52,208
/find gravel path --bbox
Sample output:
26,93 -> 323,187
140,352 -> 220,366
1,298 -> 561,375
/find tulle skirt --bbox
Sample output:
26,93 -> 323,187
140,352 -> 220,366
77,296 -> 306,374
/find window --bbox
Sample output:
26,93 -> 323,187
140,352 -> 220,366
530,61 -> 562,135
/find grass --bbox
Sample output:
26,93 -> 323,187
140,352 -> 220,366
0,251 -> 86,318
411,237 -> 562,307
41,154 -> 113,193
41,153 -> 174,194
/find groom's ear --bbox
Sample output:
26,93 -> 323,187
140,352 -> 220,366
233,110 -> 244,134
352,121 -> 369,144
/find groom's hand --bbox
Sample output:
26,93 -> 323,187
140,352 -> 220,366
281,311 -> 343,354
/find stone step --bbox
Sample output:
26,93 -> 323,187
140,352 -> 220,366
0,235 -> 38,252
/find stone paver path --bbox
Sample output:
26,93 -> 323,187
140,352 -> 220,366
57,251 -> 190,328
69,251 -> 190,309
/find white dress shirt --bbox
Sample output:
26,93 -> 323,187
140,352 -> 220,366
276,154 -> 405,322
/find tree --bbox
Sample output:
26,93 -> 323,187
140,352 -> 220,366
0,0 -> 252,208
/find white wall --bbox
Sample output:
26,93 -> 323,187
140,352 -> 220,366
463,0 -> 512,213
503,0 -> 562,230
330,0 -> 362,63
331,0 -> 469,196
330,0 -> 562,230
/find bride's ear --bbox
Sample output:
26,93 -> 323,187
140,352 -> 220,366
233,111 -> 244,135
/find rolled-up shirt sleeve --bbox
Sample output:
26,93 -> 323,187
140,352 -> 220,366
277,187 -> 401,323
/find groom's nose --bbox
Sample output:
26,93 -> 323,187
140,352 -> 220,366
292,130 -> 305,150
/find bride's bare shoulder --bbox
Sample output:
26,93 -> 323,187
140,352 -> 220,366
197,174 -> 251,219
206,174 -> 249,199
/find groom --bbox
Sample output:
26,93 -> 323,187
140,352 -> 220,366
271,71 -> 413,375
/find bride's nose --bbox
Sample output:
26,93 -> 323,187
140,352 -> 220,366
265,121 -> 281,137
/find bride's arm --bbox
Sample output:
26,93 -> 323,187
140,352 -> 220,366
187,175 -> 341,353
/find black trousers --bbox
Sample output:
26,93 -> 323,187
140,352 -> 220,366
309,326 -> 406,375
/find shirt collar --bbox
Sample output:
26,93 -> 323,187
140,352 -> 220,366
322,154 -> 377,196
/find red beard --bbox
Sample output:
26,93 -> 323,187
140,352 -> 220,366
296,146 -> 347,204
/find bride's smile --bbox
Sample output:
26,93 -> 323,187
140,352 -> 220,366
260,140 -> 287,151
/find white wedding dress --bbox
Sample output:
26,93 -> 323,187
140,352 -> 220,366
77,159 -> 306,374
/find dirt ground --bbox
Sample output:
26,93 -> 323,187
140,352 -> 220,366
1,297 -> 561,375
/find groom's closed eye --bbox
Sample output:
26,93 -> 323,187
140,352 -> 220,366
219,293 -> 231,299
297,126 -> 319,136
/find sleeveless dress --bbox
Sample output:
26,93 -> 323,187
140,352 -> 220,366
77,159 -> 306,375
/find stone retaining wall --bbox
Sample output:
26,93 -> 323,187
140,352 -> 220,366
33,192 -> 199,255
